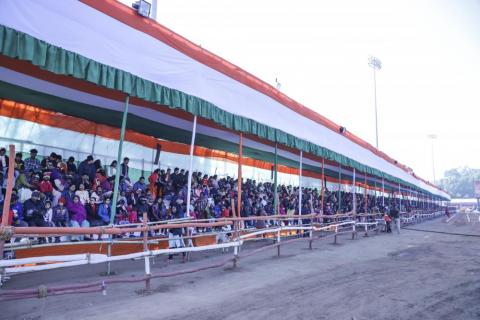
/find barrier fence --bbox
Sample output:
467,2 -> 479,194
0,210 -> 445,301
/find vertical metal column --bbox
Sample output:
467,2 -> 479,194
273,142 -> 278,215
298,150 -> 303,217
110,96 -> 129,224
352,168 -> 356,213
186,116 -> 198,218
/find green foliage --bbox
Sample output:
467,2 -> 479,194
439,167 -> 480,198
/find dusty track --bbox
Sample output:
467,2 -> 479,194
2,217 -> 480,320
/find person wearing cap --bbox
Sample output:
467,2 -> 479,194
39,172 -> 53,200
24,149 -> 41,174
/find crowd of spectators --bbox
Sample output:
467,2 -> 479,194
0,147 -> 432,243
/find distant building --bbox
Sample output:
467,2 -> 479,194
450,198 -> 478,209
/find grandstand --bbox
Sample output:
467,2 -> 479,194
0,0 -> 450,303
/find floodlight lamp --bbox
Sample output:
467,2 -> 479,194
132,0 -> 151,18
368,56 -> 382,70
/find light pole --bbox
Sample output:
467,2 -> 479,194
427,134 -> 437,183
368,56 -> 382,149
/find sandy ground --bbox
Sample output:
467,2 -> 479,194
1,213 -> 480,320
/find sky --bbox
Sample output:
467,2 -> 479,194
121,0 -> 480,184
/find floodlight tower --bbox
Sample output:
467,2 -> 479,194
368,56 -> 382,149
427,134 -> 437,183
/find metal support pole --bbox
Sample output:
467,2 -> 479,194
382,178 -> 385,207
186,116 -> 198,218
298,150 -> 303,225
373,67 -> 379,149
337,164 -> 342,212
321,158 -> 325,214
237,133 -> 243,229
398,183 -> 402,212
273,142 -> 278,215
352,168 -> 356,214
110,96 -> 129,224
364,172 -> 368,214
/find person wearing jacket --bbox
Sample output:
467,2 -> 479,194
14,165 -> 33,190
66,195 -> 90,241
97,197 -> 111,225
23,191 -> 46,227
10,194 -> 28,227
78,155 -> 96,182
52,198 -> 69,242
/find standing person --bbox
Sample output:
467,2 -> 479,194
107,160 -> 117,178
148,169 -> 160,198
445,206 -> 450,219
66,156 -> 77,174
120,157 -> 130,179
78,155 -> 96,182
390,205 -> 401,235
24,149 -> 41,174
0,147 -> 8,175
14,152 -> 24,171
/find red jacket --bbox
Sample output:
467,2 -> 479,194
40,180 -> 53,193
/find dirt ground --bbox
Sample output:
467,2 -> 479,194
2,213 -> 480,320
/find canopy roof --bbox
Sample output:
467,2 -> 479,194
0,0 -> 449,200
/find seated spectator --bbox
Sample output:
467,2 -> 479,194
97,197 -> 112,225
11,194 -> 28,227
75,183 -> 89,204
85,196 -> 99,225
39,172 -> 54,200
24,191 -> 46,227
66,195 -> 90,241
133,176 -> 147,193
52,198 -> 69,227
44,200 -> 54,227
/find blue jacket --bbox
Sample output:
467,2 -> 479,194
98,203 -> 111,224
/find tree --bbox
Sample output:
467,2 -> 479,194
438,167 -> 480,198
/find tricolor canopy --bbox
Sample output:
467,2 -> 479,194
0,0 -> 449,200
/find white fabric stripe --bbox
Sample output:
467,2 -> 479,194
0,116 -> 321,187
0,67 -> 447,198
0,1 -> 447,198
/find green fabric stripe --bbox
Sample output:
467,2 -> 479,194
0,25 -> 446,199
